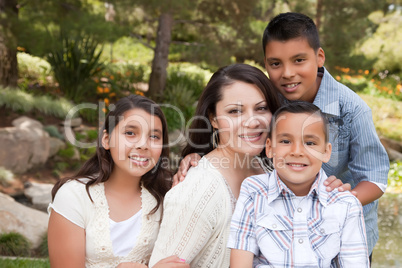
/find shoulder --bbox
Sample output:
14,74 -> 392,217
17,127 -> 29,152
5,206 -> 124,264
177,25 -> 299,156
55,179 -> 90,198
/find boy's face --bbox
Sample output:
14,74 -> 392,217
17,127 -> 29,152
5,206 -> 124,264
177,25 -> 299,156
264,37 -> 325,103
266,112 -> 332,196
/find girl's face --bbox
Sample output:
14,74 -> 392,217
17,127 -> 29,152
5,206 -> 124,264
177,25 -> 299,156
102,108 -> 163,179
211,81 -> 272,157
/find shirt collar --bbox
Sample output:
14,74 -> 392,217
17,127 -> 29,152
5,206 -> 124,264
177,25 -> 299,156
313,67 -> 340,117
269,169 -> 329,207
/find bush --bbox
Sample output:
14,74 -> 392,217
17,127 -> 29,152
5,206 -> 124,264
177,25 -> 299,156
0,232 -> 31,257
17,52 -> 52,91
0,258 -> 50,268
0,88 -> 75,119
47,34 -> 104,103
36,234 -> 48,258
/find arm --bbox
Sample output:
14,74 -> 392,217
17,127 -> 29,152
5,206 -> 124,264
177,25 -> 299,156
338,198 -> 370,267
149,171 -> 220,266
48,211 -> 86,268
172,153 -> 201,187
230,249 -> 254,268
348,109 -> 389,205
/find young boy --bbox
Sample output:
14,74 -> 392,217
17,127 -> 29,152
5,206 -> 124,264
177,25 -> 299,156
262,12 -> 389,259
228,101 -> 370,267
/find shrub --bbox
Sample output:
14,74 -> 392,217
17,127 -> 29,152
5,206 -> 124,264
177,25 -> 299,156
17,52 -> 52,91
47,34 -> 104,103
0,232 -> 31,257
36,234 -> 48,258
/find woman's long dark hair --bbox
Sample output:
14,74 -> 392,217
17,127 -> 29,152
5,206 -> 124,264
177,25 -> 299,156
181,63 -> 281,164
52,95 -> 171,215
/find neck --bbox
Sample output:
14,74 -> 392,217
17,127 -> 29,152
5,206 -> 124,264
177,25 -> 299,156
105,169 -> 141,195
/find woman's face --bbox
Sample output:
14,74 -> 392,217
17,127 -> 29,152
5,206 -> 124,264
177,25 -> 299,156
211,81 -> 272,157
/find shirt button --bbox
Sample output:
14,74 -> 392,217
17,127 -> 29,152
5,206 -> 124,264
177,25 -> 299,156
272,224 -> 277,229
298,238 -> 303,244
297,207 -> 302,213
320,228 -> 325,234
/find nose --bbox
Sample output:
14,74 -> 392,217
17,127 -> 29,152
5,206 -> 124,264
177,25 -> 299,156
290,142 -> 304,157
242,113 -> 261,128
282,64 -> 295,79
135,135 -> 149,150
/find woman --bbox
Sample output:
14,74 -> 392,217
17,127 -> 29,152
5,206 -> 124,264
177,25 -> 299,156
149,64 -> 281,267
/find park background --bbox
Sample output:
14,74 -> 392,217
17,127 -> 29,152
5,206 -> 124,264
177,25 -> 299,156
0,0 -> 401,267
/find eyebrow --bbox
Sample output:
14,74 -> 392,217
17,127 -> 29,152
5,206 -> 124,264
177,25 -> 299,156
224,100 -> 266,108
124,125 -> 162,134
266,53 -> 308,62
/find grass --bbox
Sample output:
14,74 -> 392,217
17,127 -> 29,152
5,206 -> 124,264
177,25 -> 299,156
0,258 -> 50,268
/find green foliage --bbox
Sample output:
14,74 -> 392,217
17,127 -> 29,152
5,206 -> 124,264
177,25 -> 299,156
0,232 -> 31,257
359,94 -> 402,142
47,34 -> 105,103
0,88 -> 75,118
358,11 -> 402,73
17,52 -> 52,90
0,167 -> 14,187
100,37 -> 154,63
0,258 -> 50,268
387,161 -> 402,193
43,125 -> 64,140
57,143 -> 77,159
36,234 -> 48,258
160,64 -> 211,131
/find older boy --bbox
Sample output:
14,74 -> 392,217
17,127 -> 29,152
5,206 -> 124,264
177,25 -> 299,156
262,12 -> 389,258
228,101 -> 370,267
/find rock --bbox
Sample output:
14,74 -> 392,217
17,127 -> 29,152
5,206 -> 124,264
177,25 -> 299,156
24,182 -> 54,212
386,147 -> 402,162
49,137 -> 66,158
0,192 -> 48,249
380,137 -> 402,153
61,117 -> 82,128
0,117 -> 50,173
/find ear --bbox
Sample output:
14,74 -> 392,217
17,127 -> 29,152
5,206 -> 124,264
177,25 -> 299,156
265,138 -> 274,158
101,130 -> 110,150
322,142 -> 332,163
209,113 -> 218,129
317,47 -> 325,68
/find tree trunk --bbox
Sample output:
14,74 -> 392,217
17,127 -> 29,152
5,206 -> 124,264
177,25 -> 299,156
148,12 -> 173,101
0,0 -> 18,88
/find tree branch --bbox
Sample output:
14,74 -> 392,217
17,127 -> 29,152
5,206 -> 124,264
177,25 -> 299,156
130,33 -> 154,50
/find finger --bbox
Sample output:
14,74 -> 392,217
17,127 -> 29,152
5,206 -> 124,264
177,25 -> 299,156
323,175 -> 336,186
351,190 -> 358,197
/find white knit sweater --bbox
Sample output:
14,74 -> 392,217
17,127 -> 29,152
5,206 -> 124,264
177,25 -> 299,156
49,180 -> 161,267
149,157 -> 236,268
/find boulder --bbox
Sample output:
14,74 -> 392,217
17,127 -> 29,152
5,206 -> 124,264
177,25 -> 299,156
380,137 -> 402,161
0,192 -> 48,249
24,182 -> 54,212
49,137 -> 66,158
0,117 -> 50,173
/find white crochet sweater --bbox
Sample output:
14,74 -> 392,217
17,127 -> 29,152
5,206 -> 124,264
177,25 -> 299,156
49,180 -> 161,267
149,157 -> 236,268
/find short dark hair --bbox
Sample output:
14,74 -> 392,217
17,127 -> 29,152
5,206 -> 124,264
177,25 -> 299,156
262,12 -> 321,55
269,101 -> 329,142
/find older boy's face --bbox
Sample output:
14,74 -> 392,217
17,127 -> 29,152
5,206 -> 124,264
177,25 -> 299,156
266,112 -> 331,196
264,37 -> 325,103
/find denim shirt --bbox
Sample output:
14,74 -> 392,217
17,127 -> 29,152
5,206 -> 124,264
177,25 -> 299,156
313,67 -> 389,254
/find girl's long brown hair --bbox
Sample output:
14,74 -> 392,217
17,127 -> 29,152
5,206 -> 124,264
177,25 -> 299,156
52,95 -> 171,215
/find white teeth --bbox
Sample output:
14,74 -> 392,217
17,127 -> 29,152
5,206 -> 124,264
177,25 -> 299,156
289,163 -> 305,167
129,156 -> 148,162
284,83 -> 298,88
240,134 -> 260,139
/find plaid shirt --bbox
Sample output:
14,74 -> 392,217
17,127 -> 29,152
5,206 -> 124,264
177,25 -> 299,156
228,170 -> 370,268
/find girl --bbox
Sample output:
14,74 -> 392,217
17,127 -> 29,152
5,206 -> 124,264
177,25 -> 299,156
48,95 -> 188,268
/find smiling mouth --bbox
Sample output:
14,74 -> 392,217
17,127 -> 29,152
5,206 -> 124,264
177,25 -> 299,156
287,163 -> 307,168
282,83 -> 301,91
239,133 -> 262,141
129,155 -> 149,162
